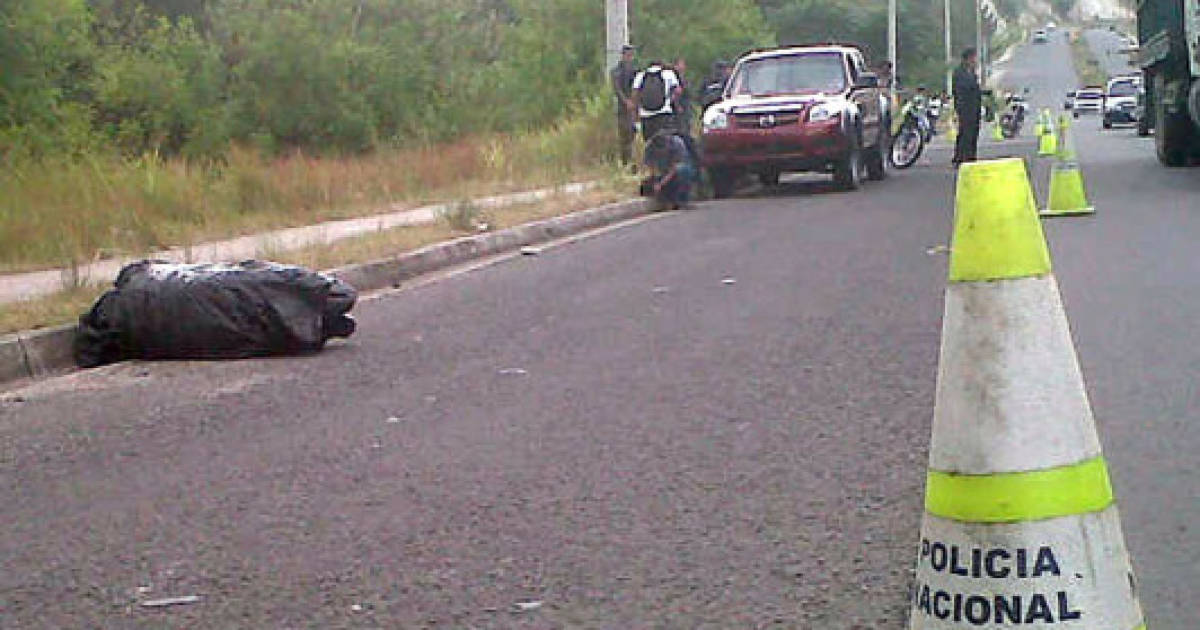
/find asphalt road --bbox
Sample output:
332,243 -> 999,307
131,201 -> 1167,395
1082,28 -> 1138,79
2,33 -> 1196,629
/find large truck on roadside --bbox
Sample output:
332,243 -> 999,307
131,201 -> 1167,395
1137,0 -> 1200,165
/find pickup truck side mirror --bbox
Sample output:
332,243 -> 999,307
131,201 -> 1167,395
853,72 -> 879,89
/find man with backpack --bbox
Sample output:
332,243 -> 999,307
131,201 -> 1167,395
632,61 -> 682,144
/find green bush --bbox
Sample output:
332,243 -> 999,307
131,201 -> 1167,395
0,0 -> 97,161
2,0 -> 1030,165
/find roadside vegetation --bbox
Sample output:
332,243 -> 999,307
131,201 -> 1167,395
2,0 -> 1047,279
1,0 -> 769,274
0,181 -> 631,335
0,98 -> 616,274
1069,32 -> 1108,87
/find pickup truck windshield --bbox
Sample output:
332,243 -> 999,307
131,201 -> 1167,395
730,52 -> 847,96
1107,82 -> 1137,97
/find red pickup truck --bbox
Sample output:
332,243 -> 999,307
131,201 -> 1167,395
701,45 -> 891,196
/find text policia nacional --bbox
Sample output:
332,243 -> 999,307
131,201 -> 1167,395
911,539 -> 1085,625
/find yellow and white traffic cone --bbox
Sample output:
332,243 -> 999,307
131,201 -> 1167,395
1055,114 -> 1073,160
911,158 -> 1145,629
1037,110 -> 1058,156
1043,119 -> 1094,216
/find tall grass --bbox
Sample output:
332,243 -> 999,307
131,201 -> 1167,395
1069,33 -> 1107,87
0,94 -> 615,273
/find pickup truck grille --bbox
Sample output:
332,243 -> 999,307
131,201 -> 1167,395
733,112 -> 804,129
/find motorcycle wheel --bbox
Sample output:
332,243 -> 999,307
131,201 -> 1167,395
890,126 -> 924,169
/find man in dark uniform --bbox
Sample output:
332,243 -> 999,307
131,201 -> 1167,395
611,45 -> 638,165
952,47 -> 982,166
670,56 -> 700,165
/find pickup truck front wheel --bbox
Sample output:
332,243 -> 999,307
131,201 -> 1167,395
833,136 -> 863,191
709,167 -> 736,199
865,129 -> 888,181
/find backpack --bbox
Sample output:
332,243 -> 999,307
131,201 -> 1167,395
640,69 -> 667,112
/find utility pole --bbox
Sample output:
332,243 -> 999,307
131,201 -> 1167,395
888,0 -> 897,96
975,0 -> 985,85
944,0 -> 953,96
605,0 -> 629,73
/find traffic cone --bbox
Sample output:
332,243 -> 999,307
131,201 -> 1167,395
1037,110 -> 1058,156
910,157 -> 1144,629
1043,121 -> 1094,216
1055,114 -> 1074,160
1038,131 -> 1058,156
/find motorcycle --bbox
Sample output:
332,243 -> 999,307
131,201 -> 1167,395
998,96 -> 1028,138
927,97 -> 942,134
891,100 -> 931,169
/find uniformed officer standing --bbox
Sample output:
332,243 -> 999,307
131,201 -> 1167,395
952,48 -> 983,166
611,45 -> 638,166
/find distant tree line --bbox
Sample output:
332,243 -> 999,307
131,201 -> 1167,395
755,0 -> 1024,93
1,0 -> 770,161
2,0 -> 1032,163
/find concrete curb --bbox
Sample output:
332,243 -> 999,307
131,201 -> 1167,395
0,197 -> 653,387
0,325 -> 77,385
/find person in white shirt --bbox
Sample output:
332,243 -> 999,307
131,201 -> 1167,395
632,62 -> 683,143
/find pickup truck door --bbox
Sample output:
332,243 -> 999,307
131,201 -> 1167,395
847,54 -> 882,144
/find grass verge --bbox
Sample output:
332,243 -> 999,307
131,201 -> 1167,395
991,26 -> 1026,65
0,95 -> 616,275
1070,32 -> 1107,87
0,181 -> 634,335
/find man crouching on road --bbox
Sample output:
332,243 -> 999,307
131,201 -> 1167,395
641,131 -> 695,210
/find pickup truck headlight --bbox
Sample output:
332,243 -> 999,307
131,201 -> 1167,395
702,109 -> 729,131
807,103 -> 840,123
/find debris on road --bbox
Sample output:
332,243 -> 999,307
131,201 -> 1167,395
925,245 -> 951,255
777,563 -> 806,579
722,277 -> 737,285
386,416 -> 403,424
512,600 -> 543,613
350,603 -> 364,612
520,246 -> 542,256
140,595 -> 201,608
497,368 -> 528,376
652,286 -> 670,294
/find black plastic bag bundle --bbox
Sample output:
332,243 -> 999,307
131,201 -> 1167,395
75,260 -> 357,367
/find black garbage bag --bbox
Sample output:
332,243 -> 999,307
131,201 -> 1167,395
75,260 -> 357,368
